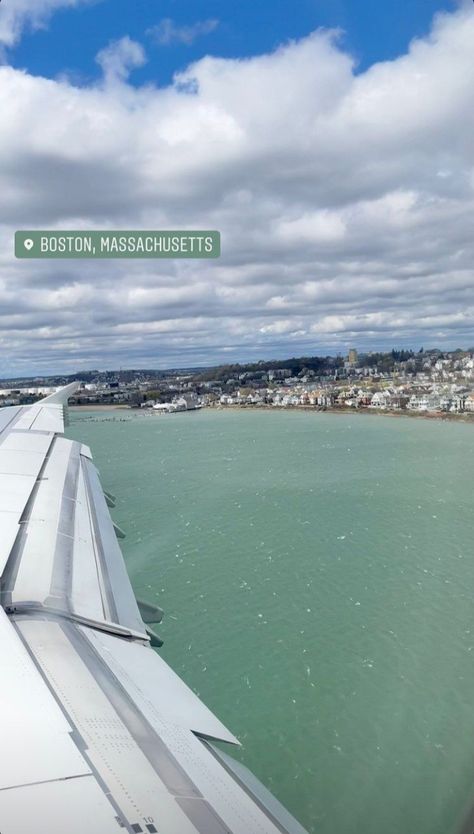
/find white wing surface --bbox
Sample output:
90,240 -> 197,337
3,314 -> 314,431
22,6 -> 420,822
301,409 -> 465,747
0,384 -> 308,834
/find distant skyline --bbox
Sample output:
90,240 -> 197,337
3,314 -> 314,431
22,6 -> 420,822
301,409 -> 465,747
0,0 -> 473,374
0,344 -> 472,384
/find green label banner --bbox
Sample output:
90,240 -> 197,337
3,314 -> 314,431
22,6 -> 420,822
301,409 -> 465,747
15,231 -> 221,259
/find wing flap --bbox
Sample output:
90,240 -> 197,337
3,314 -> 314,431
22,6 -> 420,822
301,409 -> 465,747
10,437 -> 81,607
16,619 -> 202,834
70,460 -> 106,621
16,617 -> 290,834
0,513 -> 25,577
0,431 -> 53,454
81,457 -> 144,633
0,406 -> 22,436
2,433 -> 145,636
0,609 -> 91,791
0,473 -> 39,513
0,447 -> 48,476
0,435 -> 54,576
12,404 -> 64,433
83,627 -> 239,746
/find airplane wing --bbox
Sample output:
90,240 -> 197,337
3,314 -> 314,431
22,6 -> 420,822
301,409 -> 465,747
0,384 -> 308,834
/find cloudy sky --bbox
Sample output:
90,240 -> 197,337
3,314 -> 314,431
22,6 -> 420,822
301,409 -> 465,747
0,0 -> 473,375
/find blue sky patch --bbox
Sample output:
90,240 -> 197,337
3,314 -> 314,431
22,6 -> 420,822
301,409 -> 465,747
10,0 -> 457,86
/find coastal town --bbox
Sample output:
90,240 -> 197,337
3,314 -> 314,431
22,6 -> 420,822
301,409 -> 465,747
3,347 -> 474,417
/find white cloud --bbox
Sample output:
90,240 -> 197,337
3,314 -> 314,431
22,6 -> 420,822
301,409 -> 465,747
1,6 -> 474,373
277,211 -> 347,244
147,18 -> 219,47
96,37 -> 147,84
0,0 -> 96,48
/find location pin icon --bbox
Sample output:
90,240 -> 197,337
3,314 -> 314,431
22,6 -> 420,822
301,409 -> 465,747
24,239 -> 34,251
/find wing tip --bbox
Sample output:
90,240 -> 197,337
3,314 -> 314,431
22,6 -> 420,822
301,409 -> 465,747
40,381 -> 80,406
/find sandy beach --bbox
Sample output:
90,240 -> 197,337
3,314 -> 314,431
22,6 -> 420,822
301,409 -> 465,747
69,404 -> 132,411
68,402 -> 474,423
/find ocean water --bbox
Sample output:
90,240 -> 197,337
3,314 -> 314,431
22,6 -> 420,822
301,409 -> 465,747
67,408 -> 474,834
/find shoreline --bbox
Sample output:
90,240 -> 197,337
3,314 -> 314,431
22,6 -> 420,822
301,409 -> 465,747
69,404 -> 132,411
213,404 -> 474,423
210,403 -> 474,423
68,402 -> 474,423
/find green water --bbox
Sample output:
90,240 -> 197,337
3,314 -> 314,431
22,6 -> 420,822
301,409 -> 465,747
68,408 -> 474,834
